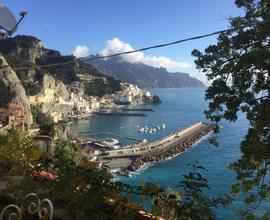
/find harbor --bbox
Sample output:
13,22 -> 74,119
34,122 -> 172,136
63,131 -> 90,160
99,122 -> 215,175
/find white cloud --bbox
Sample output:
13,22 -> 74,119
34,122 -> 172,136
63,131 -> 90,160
142,56 -> 189,69
99,38 -> 189,71
99,38 -> 144,63
73,45 -> 89,58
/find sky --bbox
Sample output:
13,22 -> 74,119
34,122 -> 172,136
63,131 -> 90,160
1,0 -> 243,83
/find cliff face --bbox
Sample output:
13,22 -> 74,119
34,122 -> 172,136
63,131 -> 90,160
42,74 -> 70,103
0,35 -> 44,63
0,55 -> 33,126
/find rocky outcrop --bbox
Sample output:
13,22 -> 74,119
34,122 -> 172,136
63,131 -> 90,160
0,55 -> 33,126
42,74 -> 70,102
0,35 -> 44,63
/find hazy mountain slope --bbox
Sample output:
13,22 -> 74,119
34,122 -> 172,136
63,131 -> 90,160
87,56 -> 204,88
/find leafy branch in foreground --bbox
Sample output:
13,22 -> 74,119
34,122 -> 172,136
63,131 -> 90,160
115,162 -> 231,220
0,131 -> 229,219
192,0 -> 270,218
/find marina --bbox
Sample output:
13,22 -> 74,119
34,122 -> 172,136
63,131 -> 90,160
100,122 -> 215,173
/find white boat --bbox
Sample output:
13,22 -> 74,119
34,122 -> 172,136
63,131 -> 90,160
112,145 -> 121,149
101,138 -> 120,148
162,124 -> 166,129
142,139 -> 148,144
139,128 -> 145,132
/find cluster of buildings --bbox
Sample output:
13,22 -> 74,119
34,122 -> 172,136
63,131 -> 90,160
112,83 -> 151,105
28,80 -> 152,124
0,103 -> 25,131
0,80 -> 153,131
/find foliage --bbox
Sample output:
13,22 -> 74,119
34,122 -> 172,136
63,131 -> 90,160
36,53 -> 79,84
36,51 -> 108,84
0,130 -> 42,178
30,105 -> 54,135
192,0 -> 270,217
0,129 -> 19,149
116,162 -> 231,220
0,132 -> 229,219
84,76 -> 121,96
0,138 -> 143,220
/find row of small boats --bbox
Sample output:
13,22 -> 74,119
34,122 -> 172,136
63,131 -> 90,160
134,123 -> 166,134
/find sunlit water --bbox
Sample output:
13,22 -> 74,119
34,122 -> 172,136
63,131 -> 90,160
71,88 -> 268,219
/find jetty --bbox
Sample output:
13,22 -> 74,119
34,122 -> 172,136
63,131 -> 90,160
100,122 -> 215,172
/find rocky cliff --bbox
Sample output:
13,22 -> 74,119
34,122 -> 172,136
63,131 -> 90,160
0,35 -> 119,96
0,55 -> 33,126
42,73 -> 70,103
0,35 -> 44,63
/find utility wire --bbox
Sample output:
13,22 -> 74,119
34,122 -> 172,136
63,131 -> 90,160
1,18 -> 269,71
11,27 -> 235,71
0,27 -> 234,71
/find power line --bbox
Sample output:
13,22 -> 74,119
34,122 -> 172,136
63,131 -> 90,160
0,27 -> 234,71
87,28 -> 235,60
1,18 -> 269,71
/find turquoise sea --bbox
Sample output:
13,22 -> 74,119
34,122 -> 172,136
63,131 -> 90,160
71,88 -> 268,219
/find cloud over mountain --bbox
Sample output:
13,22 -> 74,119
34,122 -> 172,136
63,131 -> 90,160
98,38 -> 189,71
73,45 -> 89,58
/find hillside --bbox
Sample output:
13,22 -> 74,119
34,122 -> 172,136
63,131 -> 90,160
0,35 -> 122,127
87,56 -> 204,88
0,35 -> 121,96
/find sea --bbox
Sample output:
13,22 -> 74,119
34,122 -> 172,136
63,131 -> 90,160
70,88 -> 269,219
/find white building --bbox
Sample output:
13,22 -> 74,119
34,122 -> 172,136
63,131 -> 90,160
71,93 -> 91,113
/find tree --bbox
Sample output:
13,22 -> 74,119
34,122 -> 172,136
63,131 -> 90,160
31,105 -> 54,135
192,0 -> 270,217
0,131 -> 42,178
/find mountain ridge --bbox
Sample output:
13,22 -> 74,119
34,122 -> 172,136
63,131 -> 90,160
87,56 -> 204,88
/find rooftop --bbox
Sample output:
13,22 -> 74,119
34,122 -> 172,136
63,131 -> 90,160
8,103 -> 23,110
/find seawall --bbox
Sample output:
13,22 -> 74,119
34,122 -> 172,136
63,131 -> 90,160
101,122 -> 216,173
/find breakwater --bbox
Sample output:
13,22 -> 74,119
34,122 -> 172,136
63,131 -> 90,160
125,124 -> 214,172
101,122 -> 215,174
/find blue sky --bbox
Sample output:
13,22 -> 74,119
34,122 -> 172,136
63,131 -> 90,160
2,0 -> 242,82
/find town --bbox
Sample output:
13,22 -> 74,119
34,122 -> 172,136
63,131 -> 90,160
0,67 -> 160,163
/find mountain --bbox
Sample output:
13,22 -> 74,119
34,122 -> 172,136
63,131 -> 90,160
0,35 -> 121,126
0,55 -> 33,126
0,35 -> 121,96
87,56 -> 204,88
